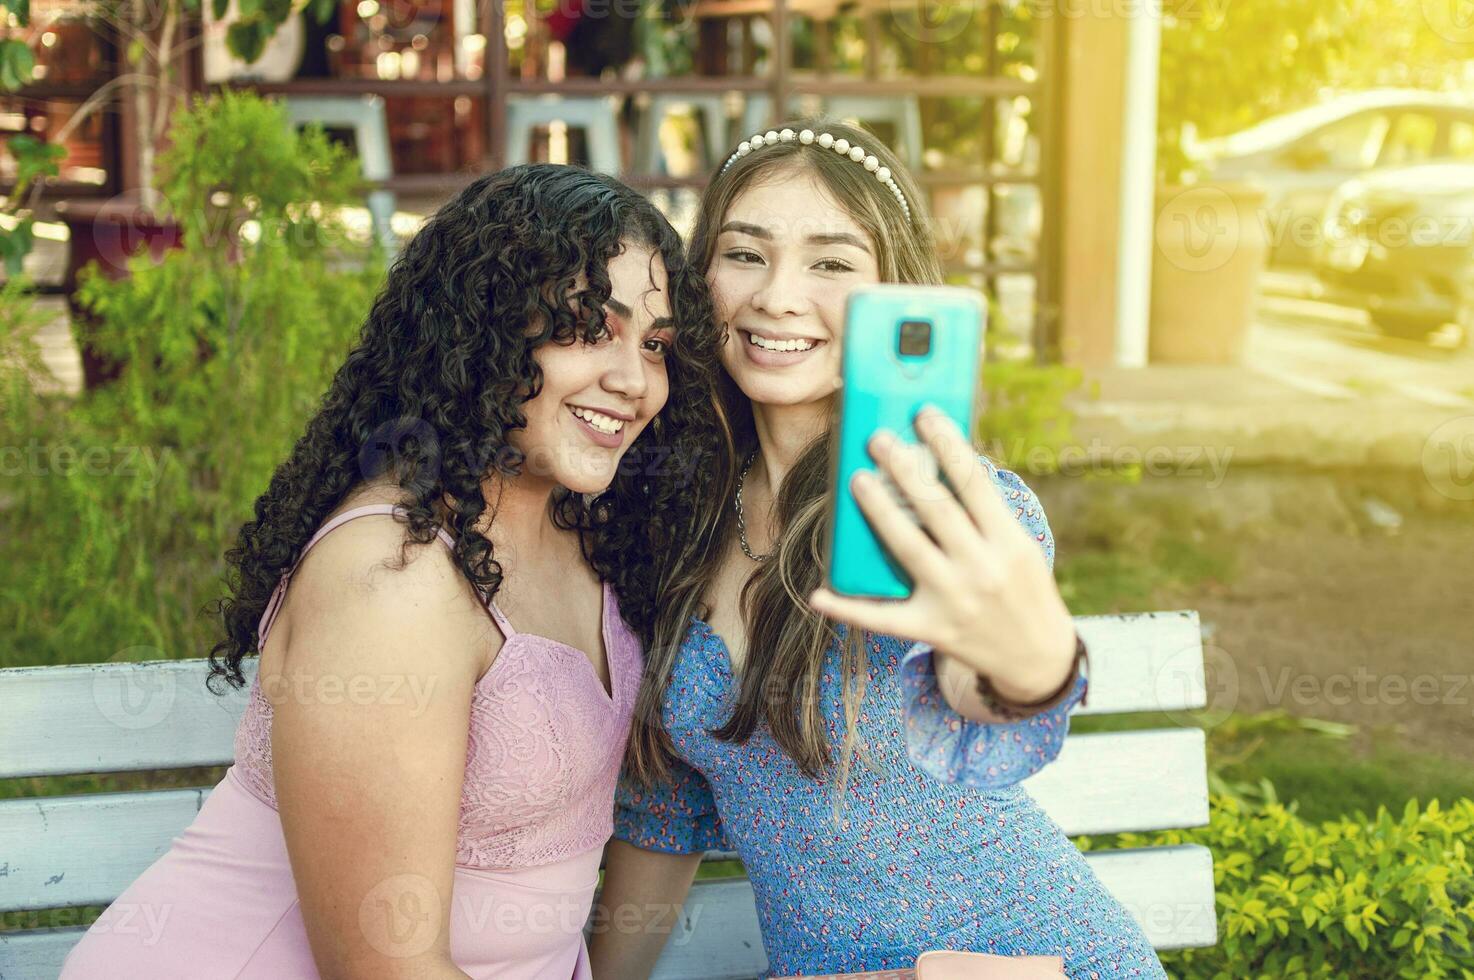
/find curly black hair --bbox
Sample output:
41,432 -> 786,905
207,164 -> 722,690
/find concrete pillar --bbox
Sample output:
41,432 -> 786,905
1056,5 -> 1138,368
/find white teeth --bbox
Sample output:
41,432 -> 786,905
749,334 -> 817,353
571,407 -> 625,435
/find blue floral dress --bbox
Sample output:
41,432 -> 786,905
615,466 -> 1167,979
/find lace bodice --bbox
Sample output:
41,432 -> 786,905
231,505 -> 641,870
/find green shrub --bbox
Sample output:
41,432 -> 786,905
0,91 -> 384,669
975,359 -> 1082,475
1086,794 -> 1474,978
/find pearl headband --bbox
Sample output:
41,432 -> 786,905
719,127 -> 913,224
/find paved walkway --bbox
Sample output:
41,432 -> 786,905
1070,271 -> 1474,471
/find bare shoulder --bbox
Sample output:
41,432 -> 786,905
275,511 -> 498,685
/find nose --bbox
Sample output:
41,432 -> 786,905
600,334 -> 649,404
748,257 -> 810,319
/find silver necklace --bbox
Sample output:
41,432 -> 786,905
735,449 -> 773,563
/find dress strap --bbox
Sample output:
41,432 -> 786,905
484,598 -> 517,640
256,504 -> 456,647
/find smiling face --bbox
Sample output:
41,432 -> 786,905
512,242 -> 675,494
707,164 -> 882,411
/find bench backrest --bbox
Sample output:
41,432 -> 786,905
0,611 -> 1216,979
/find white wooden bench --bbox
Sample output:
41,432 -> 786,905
0,611 -> 1217,979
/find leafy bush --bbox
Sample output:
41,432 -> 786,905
0,91 -> 384,669
975,360 -> 1082,475
1085,793 -> 1474,978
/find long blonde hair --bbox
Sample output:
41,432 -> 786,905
628,118 -> 944,792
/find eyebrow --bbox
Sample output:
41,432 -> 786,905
718,220 -> 871,255
606,296 -> 674,332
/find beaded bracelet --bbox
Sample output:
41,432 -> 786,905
973,632 -> 1090,722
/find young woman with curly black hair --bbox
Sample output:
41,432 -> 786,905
59,164 -> 721,980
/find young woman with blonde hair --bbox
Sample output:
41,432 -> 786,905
591,122 -> 1166,979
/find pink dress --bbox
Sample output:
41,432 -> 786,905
60,504 -> 642,979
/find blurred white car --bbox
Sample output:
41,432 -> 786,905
1312,162 -> 1474,344
1191,89 -> 1474,267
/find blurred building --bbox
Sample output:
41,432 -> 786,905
2,0 -> 1155,367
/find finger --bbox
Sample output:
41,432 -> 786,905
913,408 -> 1016,540
869,431 -> 977,557
808,587 -> 927,639
850,468 -> 951,586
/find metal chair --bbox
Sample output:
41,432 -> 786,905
278,95 -> 397,253
504,95 -> 623,175
634,93 -> 731,175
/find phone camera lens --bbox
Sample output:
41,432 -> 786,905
898,320 -> 932,357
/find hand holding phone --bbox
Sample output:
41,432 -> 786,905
810,408 -> 1078,710
812,284 -> 1077,711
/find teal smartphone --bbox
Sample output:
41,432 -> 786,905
823,284 -> 985,599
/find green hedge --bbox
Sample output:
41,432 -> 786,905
0,91 -> 383,670
1084,794 -> 1474,978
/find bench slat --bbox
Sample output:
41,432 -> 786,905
0,728 -> 1206,913
0,612 -> 1201,780
1021,728 -> 1209,836
649,844 -> 1218,978
0,790 -> 207,911
1072,611 -> 1205,716
0,926 -> 89,980
0,661 -> 255,780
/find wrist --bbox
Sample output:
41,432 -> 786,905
991,618 -> 1077,702
974,628 -> 1087,720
